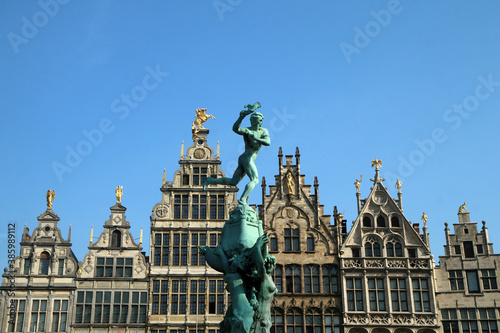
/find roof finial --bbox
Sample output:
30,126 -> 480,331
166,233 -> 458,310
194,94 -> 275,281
181,141 -> 184,158
354,174 -> 363,193
370,158 -> 385,183
395,179 -> 402,193
115,186 -> 123,204
89,226 -> 94,245
421,212 -> 428,227
140,227 -> 143,245
46,190 -> 55,209
162,169 -> 166,186
217,141 -> 220,159
458,202 -> 468,213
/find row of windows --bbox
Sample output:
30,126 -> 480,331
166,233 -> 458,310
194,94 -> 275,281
95,257 -> 133,277
454,241 -> 485,258
181,167 -> 215,186
351,240 -> 417,258
273,265 -> 338,294
151,279 -> 225,315
442,308 -> 498,333
152,329 -> 220,333
75,291 -> 147,324
8,299 -> 68,333
174,194 -> 225,220
362,215 -> 401,228
269,228 -> 316,252
345,277 -> 431,313
449,269 -> 498,292
153,232 -> 221,266
23,254 -> 65,276
271,308 -> 341,333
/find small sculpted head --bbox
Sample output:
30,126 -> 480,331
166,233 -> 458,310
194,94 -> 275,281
250,112 -> 264,127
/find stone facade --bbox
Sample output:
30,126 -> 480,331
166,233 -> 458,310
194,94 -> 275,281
435,211 -> 500,333
2,128 -> 500,333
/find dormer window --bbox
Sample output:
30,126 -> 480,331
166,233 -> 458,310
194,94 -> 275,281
111,230 -> 122,248
363,216 -> 372,227
464,228 -> 469,234
391,216 -> 400,227
377,216 -> 386,227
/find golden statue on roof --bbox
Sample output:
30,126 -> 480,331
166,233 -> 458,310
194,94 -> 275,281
354,174 -> 363,193
395,179 -> 402,192
116,186 -> 123,204
46,190 -> 55,209
192,108 -> 215,138
458,202 -> 468,213
371,158 -> 382,169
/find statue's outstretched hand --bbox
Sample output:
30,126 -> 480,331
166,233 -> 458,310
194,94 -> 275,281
240,109 -> 254,117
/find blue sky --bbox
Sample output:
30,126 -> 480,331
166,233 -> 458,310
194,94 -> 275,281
1,1 -> 500,270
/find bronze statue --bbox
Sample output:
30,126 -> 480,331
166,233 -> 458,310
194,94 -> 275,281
46,190 -> 55,209
204,103 -> 270,204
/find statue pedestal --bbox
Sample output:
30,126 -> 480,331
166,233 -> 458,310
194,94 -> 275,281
222,204 -> 263,257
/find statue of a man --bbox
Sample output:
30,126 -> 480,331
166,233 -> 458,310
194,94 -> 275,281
204,104 -> 270,204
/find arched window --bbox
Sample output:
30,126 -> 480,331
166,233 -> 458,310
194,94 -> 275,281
271,308 -> 284,333
304,265 -> 320,293
377,216 -> 386,227
273,265 -> 283,293
286,308 -> 303,333
387,238 -> 403,257
363,216 -> 372,227
39,252 -> 50,275
323,265 -> 338,293
391,216 -> 400,227
111,230 -> 121,248
365,237 -> 381,257
306,308 -> 322,333
324,309 -> 341,333
285,265 -> 302,293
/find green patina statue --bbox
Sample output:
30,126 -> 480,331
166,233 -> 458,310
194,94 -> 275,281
203,102 -> 270,205
200,103 -> 276,333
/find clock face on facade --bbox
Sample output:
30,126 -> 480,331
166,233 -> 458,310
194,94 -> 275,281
194,148 -> 206,159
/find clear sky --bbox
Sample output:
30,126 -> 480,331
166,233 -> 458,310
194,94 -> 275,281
1,1 -> 500,270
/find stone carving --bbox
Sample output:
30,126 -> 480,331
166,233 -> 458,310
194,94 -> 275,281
155,204 -> 169,218
365,259 -> 384,268
393,314 -> 412,325
370,314 -> 391,325
344,259 -> 362,268
194,148 -> 206,159
415,314 -> 436,325
346,314 -> 368,324
387,259 -> 406,268
409,259 -> 428,268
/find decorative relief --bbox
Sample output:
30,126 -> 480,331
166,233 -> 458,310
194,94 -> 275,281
415,314 -> 436,325
285,207 -> 298,219
370,314 -> 391,325
193,148 -> 206,159
346,314 -> 368,324
393,314 -> 412,325
365,260 -> 384,268
155,204 -> 168,218
409,259 -> 429,268
373,191 -> 387,205
387,259 -> 406,268
344,259 -> 362,268
113,216 -> 122,224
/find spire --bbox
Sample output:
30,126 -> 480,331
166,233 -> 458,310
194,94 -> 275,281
89,226 -> 94,246
217,141 -> 220,159
68,224 -> 72,242
162,169 -> 166,187
181,141 -> 185,158
295,147 -> 301,174
140,227 -> 143,245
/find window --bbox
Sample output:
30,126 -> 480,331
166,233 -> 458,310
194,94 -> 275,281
39,252 -> 50,275
112,292 -> 130,324
352,248 -> 360,258
324,309 -> 341,333
52,300 -> 68,332
192,195 -> 207,219
442,309 -> 459,333
449,270 -> 464,290
96,258 -> 114,277
209,233 -> 219,246
322,265 -> 338,293
174,195 -> 189,219
412,278 -> 431,312
363,216 -> 371,227
111,230 -> 122,248
130,292 -> 147,323
387,239 -> 403,257
408,249 -> 417,258
210,195 -> 225,219
192,167 -> 208,185
154,233 -> 170,266
285,265 -> 302,293
152,280 -> 169,315
479,308 -> 498,333
115,258 -> 133,277
273,265 -> 283,293
94,291 -> 111,324
305,308 -> 322,333
346,278 -> 363,311
190,280 -> 206,314
365,238 -> 381,257
58,259 -> 64,275
286,308 -> 303,333
377,216 -> 386,227
24,259 -> 31,275
171,280 -> 187,314
191,233 -> 207,265
30,300 -> 47,332
96,257 -> 132,277
270,236 -> 278,252
181,234 -> 188,265
7,300 -> 25,332
455,245 -> 462,255
464,228 -> 469,234
284,228 -> 300,252
209,280 -> 225,314
304,265 -> 320,293
461,309 -> 478,333
172,233 -> 188,266
368,278 -> 386,311
271,308 -> 284,333
481,269 -> 498,290
464,241 -> 475,258
477,245 -> 484,254
307,236 -> 315,251
391,216 -> 400,227
390,278 -> 408,312
75,291 -> 92,323
467,270 -> 480,293
183,174 -> 190,185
